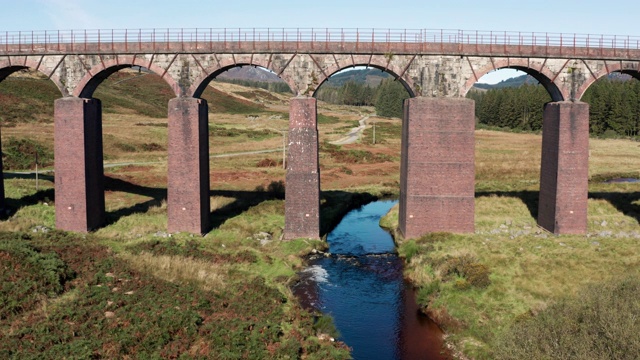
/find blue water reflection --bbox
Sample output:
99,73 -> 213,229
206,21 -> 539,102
294,200 -> 448,360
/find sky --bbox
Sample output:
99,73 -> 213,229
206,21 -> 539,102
2,0 -> 639,84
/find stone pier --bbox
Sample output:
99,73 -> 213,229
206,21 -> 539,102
167,97 -> 211,234
399,97 -> 475,239
284,97 -> 320,240
54,97 -> 105,232
538,101 -> 589,234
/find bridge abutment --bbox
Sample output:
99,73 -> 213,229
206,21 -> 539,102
538,101 -> 589,234
284,97 -> 320,240
54,97 -> 105,232
399,97 -> 475,238
167,97 -> 210,234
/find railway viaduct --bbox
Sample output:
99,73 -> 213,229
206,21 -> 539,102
1,29 -> 639,239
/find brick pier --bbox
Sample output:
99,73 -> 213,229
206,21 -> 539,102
167,97 -> 210,234
54,97 -> 105,231
399,97 -> 475,238
284,97 -> 320,240
538,101 -> 589,234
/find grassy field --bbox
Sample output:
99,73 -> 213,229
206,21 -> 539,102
2,69 -> 640,359
385,131 -> 640,358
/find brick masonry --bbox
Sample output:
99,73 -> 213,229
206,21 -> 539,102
284,97 -> 320,240
399,97 -> 475,238
0,135 -> 4,211
538,101 -> 589,234
54,97 -> 105,232
167,97 -> 210,234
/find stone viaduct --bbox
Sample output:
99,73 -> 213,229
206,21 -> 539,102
1,29 -> 640,239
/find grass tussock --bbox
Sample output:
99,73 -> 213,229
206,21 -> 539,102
120,252 -> 226,291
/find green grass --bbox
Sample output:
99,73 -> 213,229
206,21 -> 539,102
0,230 -> 351,359
389,181 -> 640,359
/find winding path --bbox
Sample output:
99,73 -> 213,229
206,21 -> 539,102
329,116 -> 370,145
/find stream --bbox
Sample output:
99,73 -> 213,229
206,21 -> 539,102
292,200 -> 449,360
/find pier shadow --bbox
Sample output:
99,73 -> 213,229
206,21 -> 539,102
589,191 -> 640,224
1,172 -> 55,220
208,189 -> 283,230
103,175 -> 167,226
475,190 -> 640,225
320,190 -> 378,237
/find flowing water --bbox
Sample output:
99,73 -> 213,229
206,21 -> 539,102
293,200 -> 449,360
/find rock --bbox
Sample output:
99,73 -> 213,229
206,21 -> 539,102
253,232 -> 273,246
104,311 -> 115,318
31,225 -> 50,233
154,231 -> 170,238
601,220 -> 608,227
105,273 -> 115,278
125,291 -> 134,295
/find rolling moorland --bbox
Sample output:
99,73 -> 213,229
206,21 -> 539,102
1,68 -> 640,359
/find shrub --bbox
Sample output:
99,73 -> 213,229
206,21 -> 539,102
0,235 -> 73,319
2,137 -> 54,170
437,254 -> 491,289
494,277 -> 640,360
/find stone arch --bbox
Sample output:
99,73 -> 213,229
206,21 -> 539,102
462,58 -> 565,102
575,62 -> 640,101
189,58 -> 295,98
312,60 -> 416,98
0,60 -> 66,96
73,57 -> 180,98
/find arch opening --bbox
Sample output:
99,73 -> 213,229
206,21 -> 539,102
311,66 -> 411,229
71,66 -> 176,230
0,68 -> 62,223
579,70 -> 640,229
193,65 -> 293,99
467,68 -> 551,228
197,65 -> 292,234
581,70 -> 640,138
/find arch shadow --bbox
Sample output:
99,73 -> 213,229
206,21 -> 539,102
475,190 -> 539,221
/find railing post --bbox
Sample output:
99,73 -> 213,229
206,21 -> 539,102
325,28 -> 329,51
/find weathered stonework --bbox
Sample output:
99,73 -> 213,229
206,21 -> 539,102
54,97 -> 105,232
0,39 -> 622,236
538,102 -> 589,234
399,97 -> 475,238
167,97 -> 210,234
284,97 -> 320,240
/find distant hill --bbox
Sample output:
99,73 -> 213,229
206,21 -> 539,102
474,72 -> 634,90
323,68 -> 391,87
217,66 -> 282,83
474,75 -> 538,90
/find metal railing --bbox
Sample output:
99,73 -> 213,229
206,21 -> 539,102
1,28 -> 639,54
